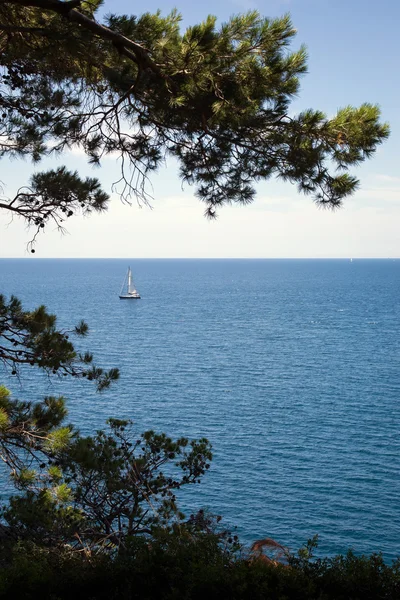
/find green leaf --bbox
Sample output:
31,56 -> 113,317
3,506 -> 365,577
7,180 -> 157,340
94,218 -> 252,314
0,407 -> 9,430
0,385 -> 11,403
48,466 -> 63,482
45,427 -> 72,452
53,483 -> 73,503
12,468 -> 36,487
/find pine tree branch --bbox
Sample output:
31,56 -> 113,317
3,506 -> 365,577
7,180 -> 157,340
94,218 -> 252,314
4,0 -> 174,86
0,23 -> 49,32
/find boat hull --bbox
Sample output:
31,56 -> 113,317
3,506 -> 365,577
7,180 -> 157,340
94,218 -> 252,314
119,295 -> 141,299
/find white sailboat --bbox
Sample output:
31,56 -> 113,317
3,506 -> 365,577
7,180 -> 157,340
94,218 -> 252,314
119,267 -> 140,299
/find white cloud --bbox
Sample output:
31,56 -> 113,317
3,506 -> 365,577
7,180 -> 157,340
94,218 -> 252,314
1,153 -> 400,259
1,188 -> 399,259
375,174 -> 400,184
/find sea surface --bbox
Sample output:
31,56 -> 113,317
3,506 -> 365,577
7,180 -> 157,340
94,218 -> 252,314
0,258 -> 399,561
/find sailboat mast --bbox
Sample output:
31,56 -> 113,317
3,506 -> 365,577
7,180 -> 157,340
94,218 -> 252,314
119,266 -> 140,299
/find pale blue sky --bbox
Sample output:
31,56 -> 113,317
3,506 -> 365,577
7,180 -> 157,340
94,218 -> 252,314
1,0 -> 399,257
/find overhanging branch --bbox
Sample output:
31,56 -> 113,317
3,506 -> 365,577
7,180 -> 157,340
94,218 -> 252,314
4,0 -> 174,85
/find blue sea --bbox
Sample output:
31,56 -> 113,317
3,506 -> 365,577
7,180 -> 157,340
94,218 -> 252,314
0,258 -> 399,561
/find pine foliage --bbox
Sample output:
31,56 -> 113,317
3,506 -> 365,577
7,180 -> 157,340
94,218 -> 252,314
0,1 -> 390,244
0,392 -> 213,554
0,294 -> 118,389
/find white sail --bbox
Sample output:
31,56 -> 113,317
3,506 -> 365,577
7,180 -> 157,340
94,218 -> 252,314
119,266 -> 140,299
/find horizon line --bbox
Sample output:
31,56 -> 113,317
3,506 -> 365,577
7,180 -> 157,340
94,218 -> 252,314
1,257 -> 399,261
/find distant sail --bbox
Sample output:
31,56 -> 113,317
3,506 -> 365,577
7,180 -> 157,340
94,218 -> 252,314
119,267 -> 141,299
